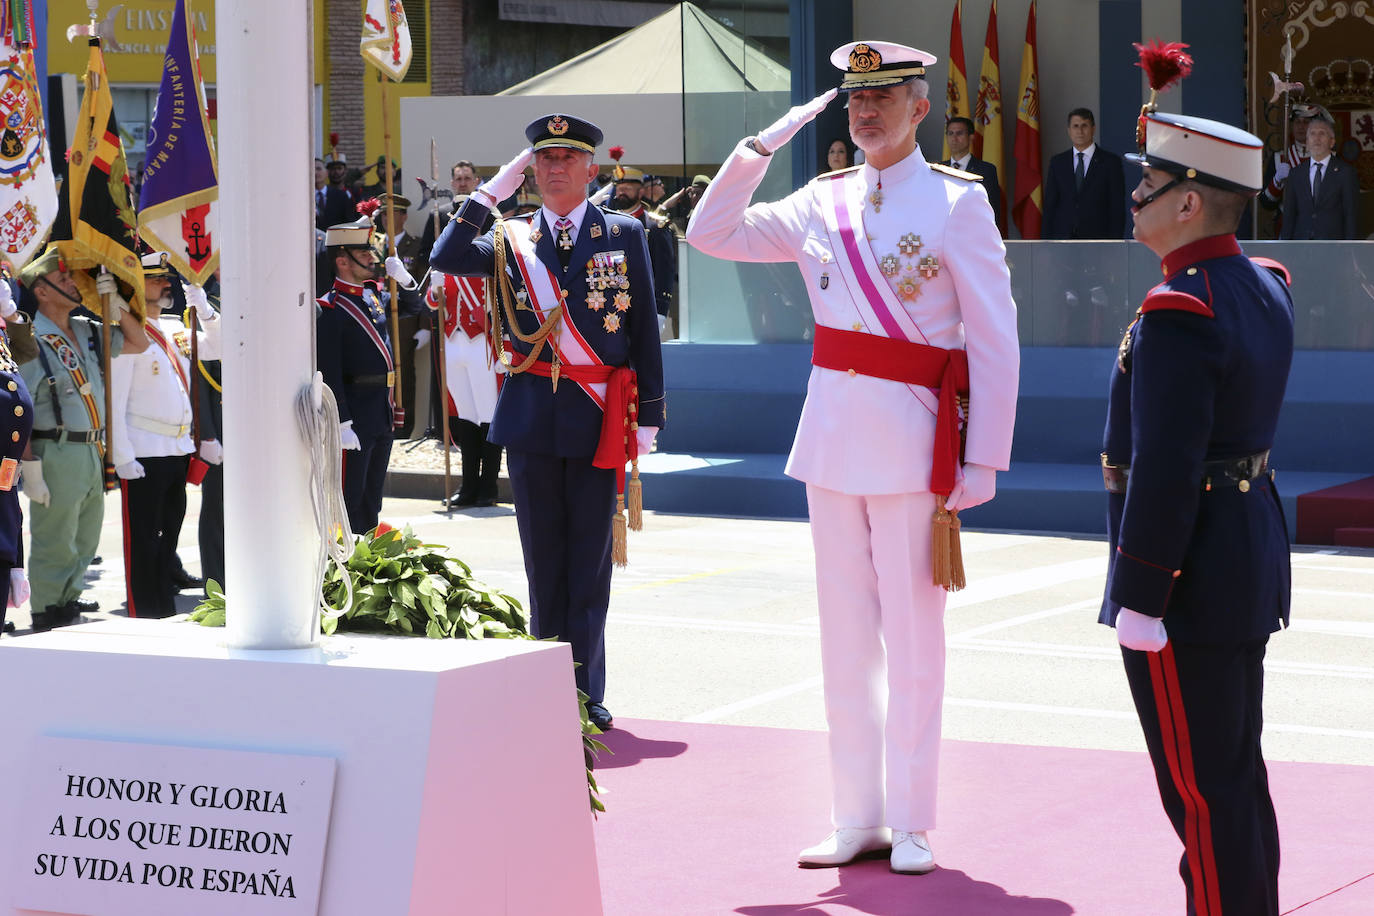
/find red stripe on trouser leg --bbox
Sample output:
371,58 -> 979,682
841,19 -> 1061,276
120,480 -> 136,618
1159,644 -> 1224,916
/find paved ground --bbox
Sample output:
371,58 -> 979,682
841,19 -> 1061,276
11,487 -> 1373,769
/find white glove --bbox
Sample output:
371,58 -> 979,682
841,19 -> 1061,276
589,182 -> 614,206
20,459 -> 49,507
657,313 -> 667,334
185,284 -> 214,321
384,256 -> 417,289
1274,161 -> 1290,183
429,271 -> 447,296
474,147 -> 534,208
0,278 -> 14,319
340,420 -> 361,450
199,439 -> 223,465
636,425 -> 658,456
8,567 -> 28,608
755,89 -> 838,155
116,460 -> 146,480
1116,607 -> 1169,652
95,271 -> 130,317
946,463 -> 997,512
413,328 -> 431,348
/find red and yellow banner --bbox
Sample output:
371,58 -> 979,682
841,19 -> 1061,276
1012,0 -> 1042,239
974,0 -> 1004,227
943,0 -> 969,161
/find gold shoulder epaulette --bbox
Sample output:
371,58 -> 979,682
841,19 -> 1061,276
930,162 -> 982,181
816,164 -> 863,181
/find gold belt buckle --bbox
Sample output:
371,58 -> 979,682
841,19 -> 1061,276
386,371 -> 396,386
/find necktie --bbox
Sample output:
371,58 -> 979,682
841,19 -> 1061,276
316,188 -> 325,215
1312,163 -> 1324,199
1074,152 -> 1086,191
554,218 -> 574,270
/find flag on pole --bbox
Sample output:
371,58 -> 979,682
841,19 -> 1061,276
361,0 -> 412,82
138,0 -> 218,286
0,0 -> 57,268
1012,1 -> 1043,239
56,37 -> 144,320
974,0 -> 1004,230
943,0 -> 969,161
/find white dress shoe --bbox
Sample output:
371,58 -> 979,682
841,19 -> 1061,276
797,826 -> 891,867
890,830 -> 936,874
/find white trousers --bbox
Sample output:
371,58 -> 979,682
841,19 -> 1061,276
444,330 -> 500,424
806,484 -> 949,832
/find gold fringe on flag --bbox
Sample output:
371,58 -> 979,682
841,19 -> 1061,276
932,504 -> 966,592
612,495 -> 628,567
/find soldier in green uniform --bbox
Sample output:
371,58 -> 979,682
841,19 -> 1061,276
17,245 -> 147,630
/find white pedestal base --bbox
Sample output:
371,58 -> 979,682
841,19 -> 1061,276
0,620 -> 603,916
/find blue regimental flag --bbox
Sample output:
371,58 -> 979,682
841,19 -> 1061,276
138,0 -> 217,285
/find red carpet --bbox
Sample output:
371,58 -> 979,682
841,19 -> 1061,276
593,720 -> 1374,915
1296,475 -> 1374,545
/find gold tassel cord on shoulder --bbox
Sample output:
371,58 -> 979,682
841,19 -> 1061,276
492,220 -> 563,376
932,504 -> 966,592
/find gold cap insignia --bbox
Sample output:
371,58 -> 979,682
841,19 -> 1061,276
548,115 -> 569,136
849,43 -> 882,73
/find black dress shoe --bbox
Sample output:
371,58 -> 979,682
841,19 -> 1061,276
586,702 -> 613,730
450,490 -> 478,508
171,569 -> 205,590
2,620 -> 14,634
70,597 -> 100,614
31,604 -> 77,633
90,555 -> 103,565
475,496 -> 498,508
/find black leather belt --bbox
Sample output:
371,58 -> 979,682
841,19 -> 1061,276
343,372 -> 395,387
32,428 -> 103,444
1102,450 -> 1271,494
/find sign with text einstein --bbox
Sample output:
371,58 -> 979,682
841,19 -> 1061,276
10,736 -> 336,916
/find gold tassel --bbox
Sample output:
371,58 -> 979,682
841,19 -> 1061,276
931,504 -> 966,592
627,461 -> 643,531
612,495 -> 628,567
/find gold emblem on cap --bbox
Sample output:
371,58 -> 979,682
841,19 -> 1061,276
548,115 -> 570,136
849,43 -> 882,73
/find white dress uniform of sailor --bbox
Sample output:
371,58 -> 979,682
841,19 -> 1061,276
688,141 -> 1019,832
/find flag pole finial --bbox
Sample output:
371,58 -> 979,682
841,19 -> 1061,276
87,0 -> 99,24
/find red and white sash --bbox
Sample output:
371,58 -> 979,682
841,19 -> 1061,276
502,217 -> 607,409
334,292 -> 395,373
821,174 -> 939,418
144,321 -> 192,400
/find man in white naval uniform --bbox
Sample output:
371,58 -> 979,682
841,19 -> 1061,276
688,41 -> 1019,874
109,253 -> 221,618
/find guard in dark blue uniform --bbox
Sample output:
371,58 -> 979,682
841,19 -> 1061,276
1100,64 -> 1294,915
317,216 -> 398,535
0,272 -> 34,634
430,115 -> 666,729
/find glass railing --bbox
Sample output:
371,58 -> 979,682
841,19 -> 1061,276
679,240 -> 1374,350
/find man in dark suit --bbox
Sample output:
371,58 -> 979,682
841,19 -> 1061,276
1280,118 -> 1359,239
1105,107 -> 1293,915
315,158 -> 354,231
942,116 -> 1002,229
1043,108 -> 1125,239
430,114 -> 666,731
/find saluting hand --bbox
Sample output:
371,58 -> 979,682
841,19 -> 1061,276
475,148 -> 535,209
755,88 -> 839,155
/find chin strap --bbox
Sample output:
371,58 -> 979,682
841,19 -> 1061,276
1133,174 -> 1187,212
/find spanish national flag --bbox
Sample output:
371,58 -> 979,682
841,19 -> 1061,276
1012,1 -> 1043,239
974,0 -> 1005,227
56,39 -> 144,320
943,0 -> 969,161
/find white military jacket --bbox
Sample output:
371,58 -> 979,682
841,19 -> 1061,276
687,141 -> 1020,495
109,311 -> 222,466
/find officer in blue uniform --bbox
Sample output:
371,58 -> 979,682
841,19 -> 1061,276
317,216 -> 399,534
430,115 -> 666,729
0,271 -> 34,634
1100,103 -> 1294,914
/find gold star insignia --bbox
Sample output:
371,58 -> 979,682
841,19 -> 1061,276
613,291 -> 631,312
603,312 -> 621,333
587,289 -> 606,311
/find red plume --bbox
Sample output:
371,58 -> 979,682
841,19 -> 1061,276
355,198 -> 382,218
1134,40 -> 1193,93
609,145 -> 625,162
329,131 -> 340,148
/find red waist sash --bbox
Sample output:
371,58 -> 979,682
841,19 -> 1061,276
522,358 -> 640,486
811,324 -> 969,497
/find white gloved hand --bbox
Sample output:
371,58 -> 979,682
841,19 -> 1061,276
1274,161 -> 1291,183
657,313 -> 667,334
9,567 -> 29,608
413,328 -> 431,348
755,88 -> 839,155
95,272 -> 130,317
0,278 -> 15,319
340,420 -> 362,450
1116,607 -> 1169,652
946,463 -> 997,512
474,147 -> 534,208
116,460 -> 146,480
384,256 -> 417,289
429,271 -> 447,296
589,181 -> 614,207
199,439 -> 223,465
636,425 -> 658,456
185,284 -> 214,321
20,459 -> 49,507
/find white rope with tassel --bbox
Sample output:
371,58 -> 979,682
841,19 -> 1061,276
296,373 -> 354,631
